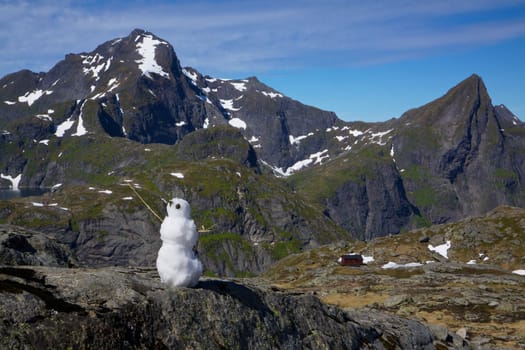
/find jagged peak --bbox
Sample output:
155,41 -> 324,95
448,73 -> 489,101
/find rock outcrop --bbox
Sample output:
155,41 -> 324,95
0,265 -> 464,349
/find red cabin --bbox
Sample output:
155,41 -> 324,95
338,254 -> 363,266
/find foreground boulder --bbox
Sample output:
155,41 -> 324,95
0,266 -> 466,349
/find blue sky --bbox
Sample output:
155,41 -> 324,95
1,0 -> 524,122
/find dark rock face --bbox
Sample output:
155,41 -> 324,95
393,74 -> 525,224
323,156 -> 416,240
184,71 -> 342,170
0,225 -> 74,267
175,126 -> 259,168
0,266 -> 460,349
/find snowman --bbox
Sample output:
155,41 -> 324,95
156,198 -> 203,288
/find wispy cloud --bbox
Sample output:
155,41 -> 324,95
1,0 -> 525,77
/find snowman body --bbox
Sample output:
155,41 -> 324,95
156,198 -> 203,288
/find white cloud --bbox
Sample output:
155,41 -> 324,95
0,0 -> 524,77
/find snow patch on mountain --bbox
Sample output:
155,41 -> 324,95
428,241 -> 451,259
135,34 -> 170,79
35,114 -> 52,122
18,89 -> 53,106
259,90 -> 283,99
0,173 -> 21,190
229,118 -> 247,130
81,53 -> 107,81
289,132 -> 314,145
230,81 -> 247,92
275,149 -> 330,177
368,129 -> 393,146
182,69 -> 198,84
220,99 -> 241,111
72,100 -> 88,136
55,117 -> 75,137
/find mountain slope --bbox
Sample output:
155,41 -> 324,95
1,29 -> 524,268
289,74 -> 525,238
393,74 -> 525,223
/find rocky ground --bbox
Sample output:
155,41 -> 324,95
0,265 -> 466,349
1,206 -> 524,349
264,206 -> 525,349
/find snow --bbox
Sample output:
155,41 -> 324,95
260,91 -> 283,98
467,259 -> 477,265
289,133 -> 314,145
4,101 -> 16,105
203,118 -> 210,129
171,172 -> 184,179
122,197 -> 133,201
35,114 -> 52,121
348,129 -> 364,137
248,136 -> 259,143
220,99 -> 241,111
228,118 -> 247,129
512,269 -> 525,276
0,173 -> 22,190
55,117 -> 75,137
363,255 -> 375,263
230,82 -> 247,91
176,121 -> 187,127
52,183 -> 62,189
157,198 -> 203,287
81,53 -> 106,80
98,190 -> 113,194
38,139 -> 49,145
135,34 -> 170,79
428,240 -> 451,259
72,101 -> 88,136
276,149 -> 330,176
104,56 -> 112,72
390,144 -> 395,158
48,109 -> 55,114
18,89 -> 53,106
369,129 -> 394,146
31,202 -> 45,207
182,69 -> 198,83
382,261 -> 423,269
310,149 -> 330,164
284,159 -> 313,175
107,78 -> 119,92
336,135 -> 348,142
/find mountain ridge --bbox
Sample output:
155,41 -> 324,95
1,29 -> 525,275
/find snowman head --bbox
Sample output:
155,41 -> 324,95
166,197 -> 191,219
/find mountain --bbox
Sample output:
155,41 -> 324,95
1,29 -> 525,276
0,29 -> 342,178
289,74 -> 525,239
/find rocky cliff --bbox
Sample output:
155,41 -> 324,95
289,75 -> 525,238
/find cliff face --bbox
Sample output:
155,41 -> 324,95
0,265 -> 465,350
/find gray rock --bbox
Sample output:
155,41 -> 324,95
0,266 -> 466,349
0,224 -> 75,267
